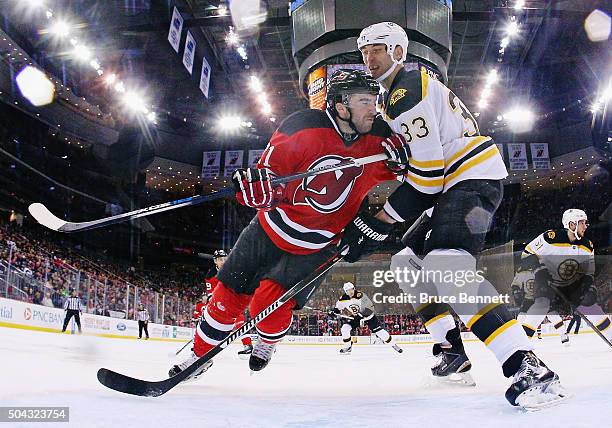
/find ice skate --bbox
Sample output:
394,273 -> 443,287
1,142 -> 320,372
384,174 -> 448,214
238,343 -> 253,360
560,332 -> 569,345
431,344 -> 475,386
339,344 -> 352,355
168,352 -> 213,382
505,352 -> 570,411
392,343 -> 403,354
249,340 -> 277,372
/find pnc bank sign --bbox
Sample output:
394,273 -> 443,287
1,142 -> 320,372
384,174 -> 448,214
24,307 -> 63,324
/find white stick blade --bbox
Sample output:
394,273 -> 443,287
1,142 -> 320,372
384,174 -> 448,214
28,203 -> 67,231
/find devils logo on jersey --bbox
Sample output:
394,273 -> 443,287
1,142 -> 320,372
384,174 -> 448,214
293,155 -> 364,213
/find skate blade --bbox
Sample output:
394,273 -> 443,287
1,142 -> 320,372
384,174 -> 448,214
517,380 -> 572,411
433,371 -> 476,387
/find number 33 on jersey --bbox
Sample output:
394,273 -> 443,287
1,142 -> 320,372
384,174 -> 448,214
379,68 -> 508,194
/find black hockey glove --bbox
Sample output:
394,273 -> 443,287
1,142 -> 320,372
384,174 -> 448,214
381,133 -> 410,175
340,212 -> 393,263
579,276 -> 597,307
511,286 -> 525,307
328,308 -> 341,318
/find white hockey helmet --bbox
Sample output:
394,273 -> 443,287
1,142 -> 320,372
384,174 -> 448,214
562,209 -> 588,230
343,282 -> 355,293
358,22 -> 409,81
562,209 -> 588,240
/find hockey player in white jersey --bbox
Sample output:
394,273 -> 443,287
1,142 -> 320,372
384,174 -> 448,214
330,282 -> 402,354
357,22 -> 567,409
512,268 -> 569,344
517,209 -> 611,344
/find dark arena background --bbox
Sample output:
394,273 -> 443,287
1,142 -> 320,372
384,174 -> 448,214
0,0 -> 610,426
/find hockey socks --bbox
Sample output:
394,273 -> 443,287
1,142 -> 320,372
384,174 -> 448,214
194,283 -> 251,357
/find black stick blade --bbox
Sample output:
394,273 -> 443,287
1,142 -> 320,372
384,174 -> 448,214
97,368 -> 177,397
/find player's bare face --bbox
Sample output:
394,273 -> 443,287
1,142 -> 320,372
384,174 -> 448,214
575,219 -> 588,239
214,256 -> 227,270
347,288 -> 355,298
360,44 -> 393,80
347,93 -> 377,133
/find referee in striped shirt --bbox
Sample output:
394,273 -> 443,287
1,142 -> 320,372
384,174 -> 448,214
62,290 -> 83,334
137,304 -> 150,339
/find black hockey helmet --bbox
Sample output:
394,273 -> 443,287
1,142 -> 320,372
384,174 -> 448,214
326,69 -> 380,143
213,249 -> 228,259
326,69 -> 379,109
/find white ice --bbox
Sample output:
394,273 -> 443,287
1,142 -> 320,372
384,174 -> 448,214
2,328 -> 611,428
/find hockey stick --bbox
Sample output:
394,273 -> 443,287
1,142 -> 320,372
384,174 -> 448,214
174,338 -> 193,356
303,305 -> 353,320
97,246 -> 349,396
547,285 -> 612,350
29,154 -> 387,233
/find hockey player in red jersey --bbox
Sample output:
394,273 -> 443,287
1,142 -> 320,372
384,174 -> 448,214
168,69 -> 407,380
192,292 -> 210,323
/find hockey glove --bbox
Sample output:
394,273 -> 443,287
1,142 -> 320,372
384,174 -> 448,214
381,133 -> 410,175
511,285 -> 525,307
232,168 -> 284,210
340,212 -> 394,263
328,308 -> 341,318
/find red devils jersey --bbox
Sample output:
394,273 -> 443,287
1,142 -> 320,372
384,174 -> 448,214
257,109 -> 395,254
205,276 -> 220,294
193,301 -> 206,321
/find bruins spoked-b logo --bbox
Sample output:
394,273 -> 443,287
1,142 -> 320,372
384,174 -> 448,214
293,155 -> 364,213
558,258 -> 580,281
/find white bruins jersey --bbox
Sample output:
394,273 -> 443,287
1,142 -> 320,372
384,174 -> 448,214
523,229 -> 595,287
335,290 -> 375,320
379,67 -> 507,195
511,270 -> 536,300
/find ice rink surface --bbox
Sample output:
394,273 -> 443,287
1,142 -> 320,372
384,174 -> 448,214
2,327 -> 611,428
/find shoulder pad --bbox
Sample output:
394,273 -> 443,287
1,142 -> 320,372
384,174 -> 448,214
355,291 -> 363,298
338,293 -> 351,301
277,109 -> 332,136
542,229 -> 569,244
385,70 -> 423,120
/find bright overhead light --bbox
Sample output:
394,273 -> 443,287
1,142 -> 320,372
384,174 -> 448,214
262,103 -> 272,114
485,69 -> 499,85
50,20 -> 71,38
477,99 -> 488,109
226,28 -> 239,45
514,0 -> 525,10
122,91 -> 147,113
72,44 -> 92,61
114,81 -> 125,93
237,46 -> 248,60
250,75 -> 263,92
481,87 -> 492,100
15,66 -> 55,106
590,102 -> 601,113
599,86 -> 612,103
504,107 -> 536,133
89,59 -> 101,70
219,115 -> 242,130
500,37 -> 510,49
45,10 -> 53,19
218,5 -> 228,16
105,73 -> 117,85
257,93 -> 267,104
584,9 -> 611,42
506,21 -> 519,37
25,0 -> 45,9
146,111 -> 157,123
